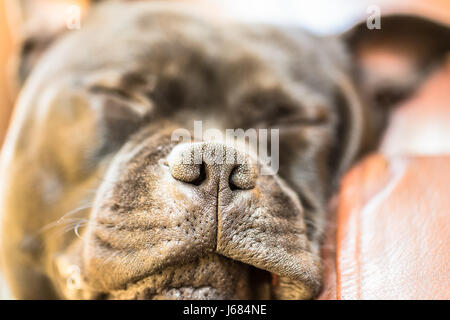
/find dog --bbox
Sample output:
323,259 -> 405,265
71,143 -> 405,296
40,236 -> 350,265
0,1 -> 449,299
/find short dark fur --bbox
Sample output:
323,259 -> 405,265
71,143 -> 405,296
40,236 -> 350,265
1,2 -> 449,299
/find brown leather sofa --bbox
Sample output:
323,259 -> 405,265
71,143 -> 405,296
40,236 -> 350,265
319,62 -> 450,300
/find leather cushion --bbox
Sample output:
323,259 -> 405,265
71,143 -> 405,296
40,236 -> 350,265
319,154 -> 450,299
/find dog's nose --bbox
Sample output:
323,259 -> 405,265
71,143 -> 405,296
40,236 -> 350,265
167,142 -> 257,190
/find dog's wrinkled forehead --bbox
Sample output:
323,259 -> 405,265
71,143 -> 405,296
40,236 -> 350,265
31,2 -> 347,110
17,2 -> 358,201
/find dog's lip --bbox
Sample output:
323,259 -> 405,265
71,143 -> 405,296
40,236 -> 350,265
107,284 -> 246,300
101,252 -> 318,299
104,267 -> 269,300
140,286 -> 229,300
219,249 -> 322,298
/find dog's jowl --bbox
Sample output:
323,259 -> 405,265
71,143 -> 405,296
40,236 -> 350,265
0,2 -> 449,299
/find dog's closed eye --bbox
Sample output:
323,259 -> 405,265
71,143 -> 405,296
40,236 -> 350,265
87,85 -> 153,160
233,87 -> 329,129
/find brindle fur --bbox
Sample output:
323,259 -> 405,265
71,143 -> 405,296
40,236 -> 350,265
0,2 -> 449,299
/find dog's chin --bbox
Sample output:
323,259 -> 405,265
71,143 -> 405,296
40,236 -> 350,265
147,287 -> 235,300
101,254 -> 274,300
56,248 -> 318,300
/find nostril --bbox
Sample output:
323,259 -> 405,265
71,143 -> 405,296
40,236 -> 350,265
168,143 -> 205,184
169,162 -> 207,186
168,142 -> 257,189
189,162 -> 207,186
229,170 -> 239,191
229,164 -> 256,190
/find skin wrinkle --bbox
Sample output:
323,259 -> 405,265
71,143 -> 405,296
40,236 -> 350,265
215,184 -> 220,253
1,2 -> 449,300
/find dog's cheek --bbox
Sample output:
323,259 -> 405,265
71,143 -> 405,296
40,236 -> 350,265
53,240 -> 99,299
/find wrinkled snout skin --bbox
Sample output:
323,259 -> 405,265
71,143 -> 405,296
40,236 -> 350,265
72,129 -> 320,299
0,2 -> 356,300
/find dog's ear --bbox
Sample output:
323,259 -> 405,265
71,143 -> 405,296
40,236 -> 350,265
333,15 -> 450,177
5,0 -> 90,85
345,14 -> 450,132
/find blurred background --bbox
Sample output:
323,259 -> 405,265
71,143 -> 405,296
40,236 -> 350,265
1,0 -> 450,148
0,0 -> 449,299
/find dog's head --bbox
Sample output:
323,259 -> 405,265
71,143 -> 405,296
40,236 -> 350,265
1,1 -> 449,299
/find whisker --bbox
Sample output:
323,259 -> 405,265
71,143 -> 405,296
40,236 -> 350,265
103,251 -> 120,265
59,220 -> 89,236
74,220 -> 88,238
38,204 -> 93,234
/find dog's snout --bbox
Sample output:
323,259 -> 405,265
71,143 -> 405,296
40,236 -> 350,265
167,142 -> 257,190
228,162 -> 257,190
